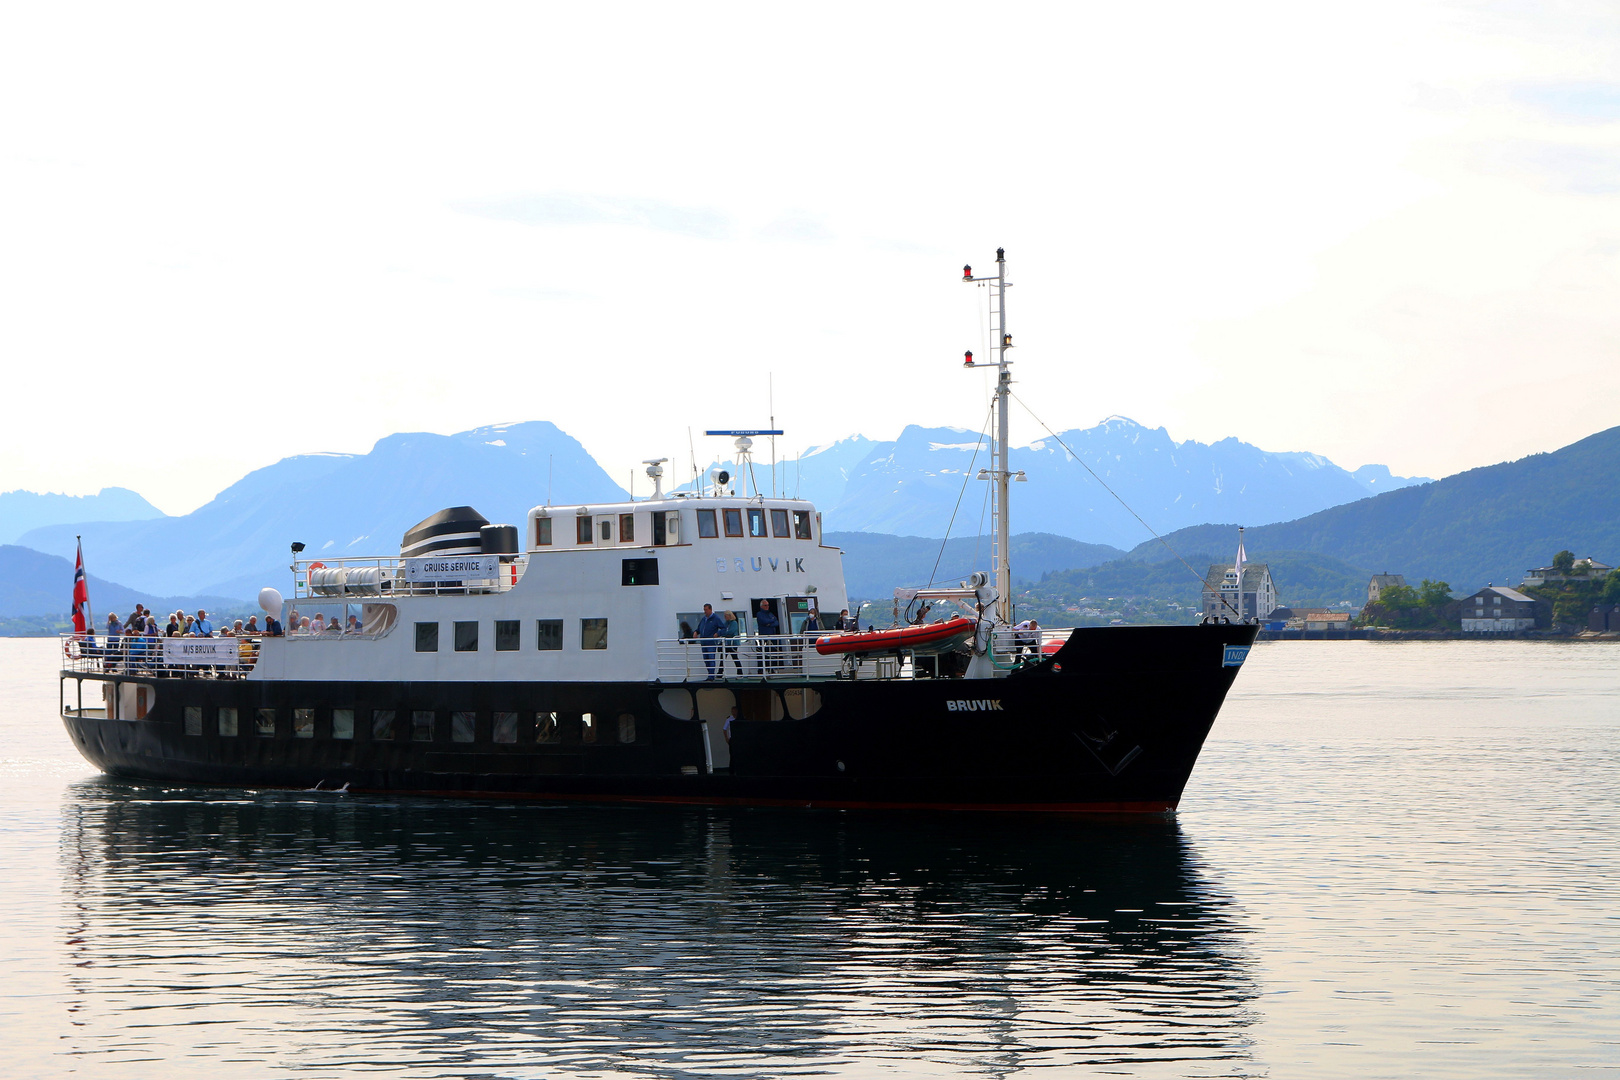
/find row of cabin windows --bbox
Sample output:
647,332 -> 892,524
534,508 -> 813,547
697,507 -> 813,540
182,706 -> 635,744
415,619 -> 607,652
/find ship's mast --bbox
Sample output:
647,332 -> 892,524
963,248 -> 1015,624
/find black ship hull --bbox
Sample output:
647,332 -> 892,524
60,624 -> 1258,813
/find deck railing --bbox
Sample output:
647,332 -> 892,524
655,626 -> 1075,682
61,634 -> 263,679
656,635 -> 845,682
290,554 -> 527,600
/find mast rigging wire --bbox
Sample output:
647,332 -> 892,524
1008,391 -> 1243,620
925,397 -> 997,588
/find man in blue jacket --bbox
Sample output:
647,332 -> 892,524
755,599 -> 780,674
695,603 -> 725,680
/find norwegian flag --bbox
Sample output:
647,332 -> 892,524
71,538 -> 91,636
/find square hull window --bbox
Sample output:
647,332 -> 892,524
293,708 -> 314,738
536,711 -> 559,743
452,711 -> 476,742
333,709 -> 355,740
412,711 -> 435,741
493,711 -> 518,743
372,709 -> 395,741
256,709 -> 276,737
218,707 -> 238,737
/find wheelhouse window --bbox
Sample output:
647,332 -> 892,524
622,558 -> 659,586
495,620 -> 520,651
415,622 -> 439,652
771,509 -> 791,537
454,621 -> 479,652
600,520 -> 612,541
535,516 -> 552,547
793,510 -> 812,540
581,618 -> 608,650
536,619 -> 563,651
619,513 -> 635,543
697,509 -> 718,538
723,509 -> 743,537
748,508 -> 767,537
577,516 -> 593,544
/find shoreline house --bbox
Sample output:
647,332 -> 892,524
1201,562 -> 1277,621
1367,573 -> 1405,606
1522,557 -> 1613,587
1460,585 -> 1537,633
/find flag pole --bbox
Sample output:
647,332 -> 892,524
1233,526 -> 1246,623
75,534 -> 92,639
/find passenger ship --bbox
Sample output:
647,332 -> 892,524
59,251 -> 1258,813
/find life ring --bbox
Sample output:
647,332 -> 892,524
63,637 -> 81,660
306,561 -> 327,585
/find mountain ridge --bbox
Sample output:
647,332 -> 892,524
1126,424 -> 1620,593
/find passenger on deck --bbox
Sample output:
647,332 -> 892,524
326,617 -> 342,634
264,613 -> 283,637
721,611 -> 741,676
836,608 -> 858,632
166,613 -> 181,636
192,610 -> 213,637
755,600 -> 780,674
298,617 -> 311,632
244,616 -> 259,634
346,615 -> 360,633
233,619 -> 245,636
1014,618 -> 1040,656
696,604 -> 725,680
312,613 -> 326,633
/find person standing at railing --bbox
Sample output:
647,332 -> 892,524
142,614 -> 161,671
264,612 -> 283,637
755,599 -> 780,675
696,604 -> 725,680
103,613 -> 122,672
244,615 -> 260,634
720,611 -> 741,677
192,610 -> 213,637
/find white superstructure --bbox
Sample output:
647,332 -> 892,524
255,485 -> 850,685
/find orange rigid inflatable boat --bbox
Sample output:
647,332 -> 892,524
814,616 -> 978,657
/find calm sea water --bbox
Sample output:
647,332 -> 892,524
1,637 -> 1617,1079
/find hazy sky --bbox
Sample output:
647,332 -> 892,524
3,2 -> 1617,514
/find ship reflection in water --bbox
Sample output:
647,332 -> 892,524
59,782 -> 1257,1077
